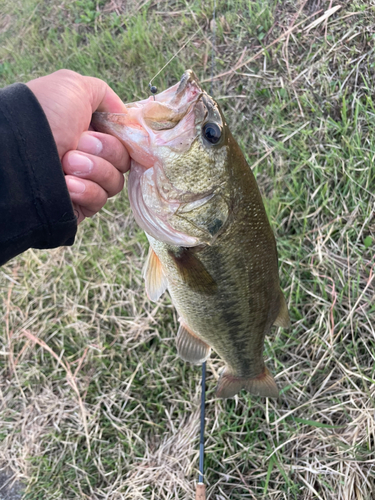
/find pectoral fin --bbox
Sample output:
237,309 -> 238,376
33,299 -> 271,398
216,367 -> 279,399
168,248 -> 217,295
176,322 -> 211,365
273,291 -> 291,328
142,247 -> 168,301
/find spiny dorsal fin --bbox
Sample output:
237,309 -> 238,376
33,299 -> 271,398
176,322 -> 211,365
142,247 -> 168,302
216,366 -> 279,399
273,291 -> 291,328
167,248 -> 217,295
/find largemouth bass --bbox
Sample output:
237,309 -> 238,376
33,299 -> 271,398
92,70 -> 290,398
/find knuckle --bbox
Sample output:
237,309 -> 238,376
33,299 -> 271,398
87,187 -> 107,211
54,68 -> 76,79
97,191 -> 108,209
112,174 -> 125,195
101,164 -> 113,184
117,147 -> 130,171
102,135 -> 129,170
100,164 -> 124,196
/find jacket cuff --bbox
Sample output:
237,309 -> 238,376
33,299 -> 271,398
0,83 -> 77,265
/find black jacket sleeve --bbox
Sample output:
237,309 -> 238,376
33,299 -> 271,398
0,83 -> 77,266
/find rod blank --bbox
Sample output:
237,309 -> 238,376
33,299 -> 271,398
195,361 -> 206,499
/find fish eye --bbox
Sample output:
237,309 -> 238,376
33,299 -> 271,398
202,122 -> 222,145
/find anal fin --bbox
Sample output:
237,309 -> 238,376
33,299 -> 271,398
142,247 -> 168,302
273,291 -> 291,328
176,322 -> 211,365
216,366 -> 279,399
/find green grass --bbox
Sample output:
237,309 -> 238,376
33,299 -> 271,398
1,0 -> 375,499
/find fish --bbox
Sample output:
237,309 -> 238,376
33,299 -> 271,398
91,70 -> 290,398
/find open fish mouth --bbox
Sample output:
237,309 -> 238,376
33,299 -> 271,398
92,70 -> 205,161
91,71 -> 216,247
92,70 -> 213,247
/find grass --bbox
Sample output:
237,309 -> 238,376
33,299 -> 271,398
1,0 -> 375,498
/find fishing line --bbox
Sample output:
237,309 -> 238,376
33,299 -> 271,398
148,27 -> 202,98
210,0 -> 216,96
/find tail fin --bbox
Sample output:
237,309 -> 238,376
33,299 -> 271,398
216,367 -> 279,399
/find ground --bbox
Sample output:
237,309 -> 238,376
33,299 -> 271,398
0,1 -> 374,499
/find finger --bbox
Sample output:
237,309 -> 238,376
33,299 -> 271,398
62,151 -> 125,197
85,76 -> 128,114
65,175 -> 108,215
76,131 -> 130,173
73,202 -> 101,223
71,203 -> 86,225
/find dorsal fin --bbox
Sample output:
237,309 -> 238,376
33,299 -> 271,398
142,247 -> 168,302
273,291 -> 291,328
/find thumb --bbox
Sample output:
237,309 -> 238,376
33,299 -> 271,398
86,76 -> 128,114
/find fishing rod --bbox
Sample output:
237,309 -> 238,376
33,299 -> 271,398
195,360 -> 206,500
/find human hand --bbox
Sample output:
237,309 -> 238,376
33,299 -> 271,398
26,70 -> 130,223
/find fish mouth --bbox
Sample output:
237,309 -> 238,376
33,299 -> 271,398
134,70 -> 204,141
91,70 -> 205,163
174,70 -> 201,102
91,70 -> 216,247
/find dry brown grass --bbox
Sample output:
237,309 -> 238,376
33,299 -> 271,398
0,0 -> 375,499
